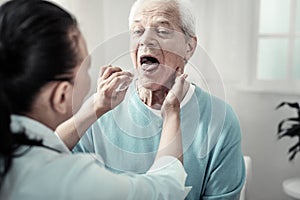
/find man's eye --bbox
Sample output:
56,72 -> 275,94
157,28 -> 170,35
132,28 -> 144,35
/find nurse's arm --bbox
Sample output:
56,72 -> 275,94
56,66 -> 133,149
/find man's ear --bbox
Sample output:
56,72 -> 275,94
50,82 -> 73,115
185,36 -> 197,61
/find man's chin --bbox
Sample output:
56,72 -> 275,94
138,82 -> 163,91
138,76 -> 174,89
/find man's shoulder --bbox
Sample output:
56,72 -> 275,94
193,84 -> 227,105
193,84 -> 241,133
193,85 -> 237,115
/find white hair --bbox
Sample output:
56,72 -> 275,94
128,0 -> 196,37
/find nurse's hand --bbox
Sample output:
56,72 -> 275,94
161,74 -> 189,118
157,74 -> 188,163
94,65 -> 133,117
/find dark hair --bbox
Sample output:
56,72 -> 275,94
0,0 -> 81,182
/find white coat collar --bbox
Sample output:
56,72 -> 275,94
10,115 -> 70,154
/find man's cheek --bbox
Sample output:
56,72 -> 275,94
129,52 -> 137,67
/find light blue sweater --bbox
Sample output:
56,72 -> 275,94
74,84 -> 245,200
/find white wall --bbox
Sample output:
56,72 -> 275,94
50,0 -> 104,52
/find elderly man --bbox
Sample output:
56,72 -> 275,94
57,0 -> 245,199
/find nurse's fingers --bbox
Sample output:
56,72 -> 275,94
99,65 -> 122,79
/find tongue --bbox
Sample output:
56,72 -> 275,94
145,60 -> 154,65
141,62 -> 159,71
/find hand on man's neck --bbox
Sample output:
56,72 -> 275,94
137,84 -> 189,110
137,86 -> 168,109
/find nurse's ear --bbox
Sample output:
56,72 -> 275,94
50,81 -> 73,115
184,36 -> 197,62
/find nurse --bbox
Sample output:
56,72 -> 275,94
0,0 -> 189,199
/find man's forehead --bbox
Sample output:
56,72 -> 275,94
132,2 -> 181,26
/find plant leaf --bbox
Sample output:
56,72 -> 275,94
288,142 -> 300,153
289,150 -> 299,161
276,102 -> 300,110
276,101 -> 300,161
278,127 -> 300,139
277,117 -> 300,133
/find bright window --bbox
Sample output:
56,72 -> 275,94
255,0 -> 300,88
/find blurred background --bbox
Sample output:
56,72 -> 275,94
1,0 -> 300,199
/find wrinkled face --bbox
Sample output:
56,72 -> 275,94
130,1 -> 188,91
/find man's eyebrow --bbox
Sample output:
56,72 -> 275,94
133,19 -> 141,24
131,19 -> 173,28
154,19 -> 172,27
157,20 -> 170,25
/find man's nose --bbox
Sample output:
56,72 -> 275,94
139,28 -> 157,48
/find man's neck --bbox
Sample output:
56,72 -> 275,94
136,84 -> 189,110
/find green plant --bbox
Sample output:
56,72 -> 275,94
276,102 -> 300,161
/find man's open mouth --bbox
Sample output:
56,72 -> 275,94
140,56 -> 160,72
